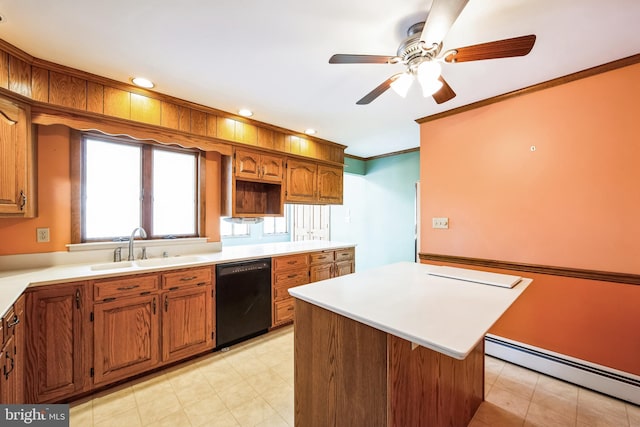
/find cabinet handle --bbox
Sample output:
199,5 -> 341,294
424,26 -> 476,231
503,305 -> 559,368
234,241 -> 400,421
7,315 -> 19,328
180,276 -> 197,281
196,282 -> 207,286
164,295 -> 169,312
287,306 -> 294,311
19,190 -> 27,211
117,285 -> 139,291
287,261 -> 297,265
287,274 -> 298,279
152,297 -> 156,314
75,289 -> 81,309
4,352 -> 14,380
102,297 -> 116,302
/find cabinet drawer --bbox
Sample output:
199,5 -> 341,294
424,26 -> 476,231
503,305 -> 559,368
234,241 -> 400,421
335,248 -> 354,262
273,278 -> 308,301
310,251 -> 334,265
162,267 -> 212,290
273,254 -> 308,271
274,299 -> 295,324
274,269 -> 309,287
94,275 -> 159,301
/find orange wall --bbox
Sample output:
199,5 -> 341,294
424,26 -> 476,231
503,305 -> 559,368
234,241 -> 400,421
0,125 -> 222,255
419,63 -> 640,375
0,125 -> 71,254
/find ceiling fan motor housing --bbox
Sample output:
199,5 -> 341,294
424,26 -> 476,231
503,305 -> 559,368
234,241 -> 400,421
397,22 -> 440,68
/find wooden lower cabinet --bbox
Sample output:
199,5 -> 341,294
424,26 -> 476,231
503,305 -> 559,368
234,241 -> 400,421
93,294 -> 160,386
24,282 -> 91,403
272,248 -> 355,327
0,294 -> 25,403
272,254 -> 309,327
161,285 -> 213,363
309,248 -> 355,282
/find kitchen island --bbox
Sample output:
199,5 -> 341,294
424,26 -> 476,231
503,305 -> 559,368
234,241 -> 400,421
289,261 -> 531,427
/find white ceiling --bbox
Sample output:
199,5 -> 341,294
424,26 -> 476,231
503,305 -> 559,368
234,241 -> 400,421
1,0 -> 639,158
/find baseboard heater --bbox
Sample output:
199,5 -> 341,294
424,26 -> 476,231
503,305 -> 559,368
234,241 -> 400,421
485,334 -> 640,405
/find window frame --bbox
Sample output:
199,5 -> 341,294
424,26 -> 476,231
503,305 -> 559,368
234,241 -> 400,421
72,131 -> 202,243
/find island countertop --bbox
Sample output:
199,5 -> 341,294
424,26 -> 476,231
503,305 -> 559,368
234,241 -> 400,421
288,261 -> 531,360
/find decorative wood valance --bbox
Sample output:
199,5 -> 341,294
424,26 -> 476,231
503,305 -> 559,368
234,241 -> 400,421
0,39 -> 345,164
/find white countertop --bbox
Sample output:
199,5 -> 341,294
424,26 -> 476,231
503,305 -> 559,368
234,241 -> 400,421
288,261 -> 531,360
0,241 -> 354,318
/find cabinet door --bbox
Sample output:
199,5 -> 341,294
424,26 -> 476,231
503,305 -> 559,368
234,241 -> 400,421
235,149 -> 261,180
93,294 -> 160,386
334,260 -> 355,277
25,283 -> 91,403
260,153 -> 284,182
161,286 -> 213,363
0,335 -> 15,403
286,159 -> 317,203
4,295 -> 24,404
310,263 -> 333,282
0,96 -> 34,217
317,164 -> 343,204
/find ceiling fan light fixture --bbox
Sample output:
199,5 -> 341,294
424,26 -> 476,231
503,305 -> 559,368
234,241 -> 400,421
417,61 -> 442,82
390,72 -> 414,98
419,78 -> 443,97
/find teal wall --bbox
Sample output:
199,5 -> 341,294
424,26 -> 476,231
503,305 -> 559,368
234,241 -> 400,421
331,151 -> 420,271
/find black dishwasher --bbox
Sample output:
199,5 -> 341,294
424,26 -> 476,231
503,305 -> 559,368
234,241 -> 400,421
215,258 -> 272,348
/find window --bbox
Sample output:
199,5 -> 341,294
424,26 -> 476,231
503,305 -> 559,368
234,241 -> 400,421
220,218 -> 250,237
82,135 -> 198,241
263,210 -> 288,235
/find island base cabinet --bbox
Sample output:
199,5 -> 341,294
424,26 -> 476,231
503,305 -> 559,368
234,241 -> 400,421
93,294 -> 160,386
294,299 -> 484,427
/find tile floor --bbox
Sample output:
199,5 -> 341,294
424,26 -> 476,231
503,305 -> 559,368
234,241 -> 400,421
70,325 -> 639,427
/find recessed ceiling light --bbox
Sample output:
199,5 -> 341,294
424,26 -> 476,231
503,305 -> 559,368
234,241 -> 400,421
238,109 -> 253,117
131,77 -> 154,89
304,128 -> 317,135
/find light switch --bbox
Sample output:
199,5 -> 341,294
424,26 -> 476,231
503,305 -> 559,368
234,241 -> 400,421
432,217 -> 449,229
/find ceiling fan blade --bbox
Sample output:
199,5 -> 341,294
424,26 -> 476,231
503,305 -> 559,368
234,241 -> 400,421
420,0 -> 469,47
356,74 -> 400,105
329,54 -> 397,64
432,76 -> 456,104
445,35 -> 536,63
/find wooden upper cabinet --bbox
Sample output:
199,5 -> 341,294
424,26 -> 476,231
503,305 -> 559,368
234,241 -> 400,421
235,148 -> 284,183
317,164 -> 343,204
286,159 -> 344,205
0,95 -> 35,217
285,159 -> 317,203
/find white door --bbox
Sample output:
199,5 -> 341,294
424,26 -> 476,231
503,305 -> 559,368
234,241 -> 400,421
292,205 -> 331,241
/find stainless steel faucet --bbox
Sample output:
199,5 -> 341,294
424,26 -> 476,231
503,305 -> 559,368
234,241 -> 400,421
128,227 -> 147,261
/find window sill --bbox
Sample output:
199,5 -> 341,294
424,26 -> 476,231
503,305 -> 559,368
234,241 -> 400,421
66,237 -> 208,252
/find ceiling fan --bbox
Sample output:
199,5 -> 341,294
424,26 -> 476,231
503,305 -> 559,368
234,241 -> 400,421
329,0 -> 536,105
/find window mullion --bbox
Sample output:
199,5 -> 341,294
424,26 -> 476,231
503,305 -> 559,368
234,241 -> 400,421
141,145 -> 154,236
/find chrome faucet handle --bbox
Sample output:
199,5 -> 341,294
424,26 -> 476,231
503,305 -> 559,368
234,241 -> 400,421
162,251 -> 169,258
114,247 -> 122,263
141,247 -> 147,260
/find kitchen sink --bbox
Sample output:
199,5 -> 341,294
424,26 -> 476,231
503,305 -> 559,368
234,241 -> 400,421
135,255 -> 208,268
90,261 -> 134,271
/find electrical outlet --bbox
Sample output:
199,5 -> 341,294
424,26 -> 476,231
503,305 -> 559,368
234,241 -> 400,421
432,217 -> 449,229
36,227 -> 50,243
